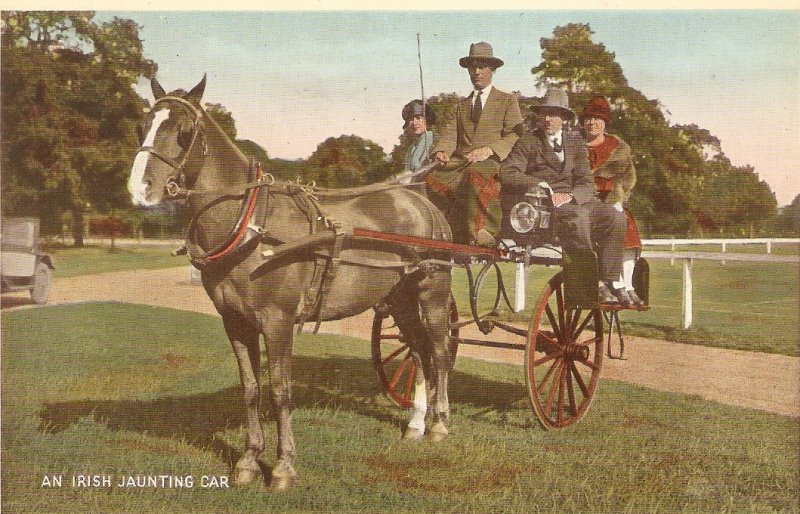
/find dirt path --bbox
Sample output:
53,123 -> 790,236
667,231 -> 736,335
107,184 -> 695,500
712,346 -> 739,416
4,266 -> 798,418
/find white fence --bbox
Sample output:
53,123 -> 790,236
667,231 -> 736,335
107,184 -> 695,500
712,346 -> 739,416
643,237 -> 799,255
514,238 -> 800,329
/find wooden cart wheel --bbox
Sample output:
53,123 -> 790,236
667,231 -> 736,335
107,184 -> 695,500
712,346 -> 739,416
30,262 -> 52,305
525,271 -> 603,430
371,298 -> 459,408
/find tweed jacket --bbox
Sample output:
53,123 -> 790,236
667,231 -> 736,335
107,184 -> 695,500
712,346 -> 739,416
590,134 -> 636,205
500,128 -> 595,206
431,86 -> 524,161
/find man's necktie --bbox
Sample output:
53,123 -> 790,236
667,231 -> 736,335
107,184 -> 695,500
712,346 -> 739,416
471,90 -> 482,124
552,137 -> 562,153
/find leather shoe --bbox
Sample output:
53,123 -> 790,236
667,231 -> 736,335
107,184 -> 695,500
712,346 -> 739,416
598,282 -> 618,304
627,289 -> 645,307
474,228 -> 496,247
599,282 -> 632,306
611,285 -> 632,306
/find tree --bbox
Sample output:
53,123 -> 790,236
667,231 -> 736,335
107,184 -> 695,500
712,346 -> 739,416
775,194 -> 800,236
1,11 -> 156,243
205,102 -> 237,141
236,140 -> 269,167
700,166 -> 777,236
532,23 -> 627,95
306,135 -> 388,188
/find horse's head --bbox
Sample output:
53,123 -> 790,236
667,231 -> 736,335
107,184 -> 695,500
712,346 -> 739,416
128,75 -> 208,206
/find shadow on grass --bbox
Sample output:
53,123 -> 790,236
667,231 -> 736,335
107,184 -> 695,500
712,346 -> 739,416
38,353 -> 529,468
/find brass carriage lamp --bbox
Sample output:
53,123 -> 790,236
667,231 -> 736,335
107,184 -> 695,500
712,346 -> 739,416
509,183 -> 553,234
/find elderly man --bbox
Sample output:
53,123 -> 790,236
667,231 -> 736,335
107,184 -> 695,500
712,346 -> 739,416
426,42 -> 524,245
500,88 -> 629,305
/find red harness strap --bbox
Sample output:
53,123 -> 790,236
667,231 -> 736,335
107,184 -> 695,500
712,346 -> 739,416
205,165 -> 264,261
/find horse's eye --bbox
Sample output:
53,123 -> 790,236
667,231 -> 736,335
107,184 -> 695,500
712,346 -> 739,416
177,123 -> 194,149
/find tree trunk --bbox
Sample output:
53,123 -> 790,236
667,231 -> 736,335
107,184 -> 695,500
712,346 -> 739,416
72,209 -> 85,247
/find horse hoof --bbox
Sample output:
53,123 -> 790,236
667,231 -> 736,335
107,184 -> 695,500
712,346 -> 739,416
232,466 -> 261,486
268,475 -> 297,491
402,427 -> 425,441
427,422 -> 449,443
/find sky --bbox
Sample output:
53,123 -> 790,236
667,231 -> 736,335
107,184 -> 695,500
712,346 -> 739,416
85,8 -> 799,205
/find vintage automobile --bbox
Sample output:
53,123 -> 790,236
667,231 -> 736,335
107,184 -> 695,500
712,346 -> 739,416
1,217 -> 55,305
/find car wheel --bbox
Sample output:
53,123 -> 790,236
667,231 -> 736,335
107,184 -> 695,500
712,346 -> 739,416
30,262 -> 51,305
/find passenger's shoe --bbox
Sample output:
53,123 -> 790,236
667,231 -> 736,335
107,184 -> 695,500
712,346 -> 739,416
598,282 -> 618,304
474,228 -> 496,247
599,282 -> 632,306
627,289 -> 645,307
611,285 -> 633,307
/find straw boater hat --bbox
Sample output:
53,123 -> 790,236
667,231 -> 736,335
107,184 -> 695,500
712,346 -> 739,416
401,100 -> 436,129
459,42 -> 504,69
580,96 -> 611,123
530,88 -> 575,120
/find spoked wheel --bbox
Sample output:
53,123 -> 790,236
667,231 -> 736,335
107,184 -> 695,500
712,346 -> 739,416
525,272 -> 604,430
371,298 -> 459,408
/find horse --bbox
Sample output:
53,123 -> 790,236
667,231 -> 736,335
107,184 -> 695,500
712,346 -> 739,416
127,75 -> 454,490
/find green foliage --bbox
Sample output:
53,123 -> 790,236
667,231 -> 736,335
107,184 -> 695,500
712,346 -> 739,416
306,134 -> 390,187
1,11 -> 156,236
204,102 -> 237,140
235,139 -> 269,165
775,194 -> 800,235
532,23 -> 627,94
264,158 -> 313,182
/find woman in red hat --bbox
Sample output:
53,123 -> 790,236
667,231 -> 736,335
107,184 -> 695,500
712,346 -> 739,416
581,96 -> 644,306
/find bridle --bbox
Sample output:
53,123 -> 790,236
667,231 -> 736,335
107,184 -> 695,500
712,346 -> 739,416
135,95 -> 208,198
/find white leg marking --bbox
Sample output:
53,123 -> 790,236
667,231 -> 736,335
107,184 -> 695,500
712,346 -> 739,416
407,368 -> 427,433
128,108 -> 170,205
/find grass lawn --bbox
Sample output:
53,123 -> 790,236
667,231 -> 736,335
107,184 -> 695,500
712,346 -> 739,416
2,303 -> 797,512
44,243 -> 183,278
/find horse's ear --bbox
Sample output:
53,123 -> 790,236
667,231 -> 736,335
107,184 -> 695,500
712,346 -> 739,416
151,77 -> 166,99
186,74 -> 207,102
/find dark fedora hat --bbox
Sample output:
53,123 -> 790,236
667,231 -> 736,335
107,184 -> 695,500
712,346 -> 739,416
530,88 -> 575,120
459,42 -> 504,69
402,100 -> 435,129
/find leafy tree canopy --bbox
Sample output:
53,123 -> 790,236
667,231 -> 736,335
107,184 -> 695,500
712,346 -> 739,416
1,11 -> 156,241
306,135 -> 389,188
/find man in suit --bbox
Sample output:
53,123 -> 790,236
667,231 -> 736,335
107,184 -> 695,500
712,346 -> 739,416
426,42 -> 524,245
500,88 -> 629,304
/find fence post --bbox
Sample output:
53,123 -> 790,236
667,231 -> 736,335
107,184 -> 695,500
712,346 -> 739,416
721,241 -> 727,265
670,238 -> 675,266
682,258 -> 693,329
767,240 -> 772,254
515,262 -> 526,312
